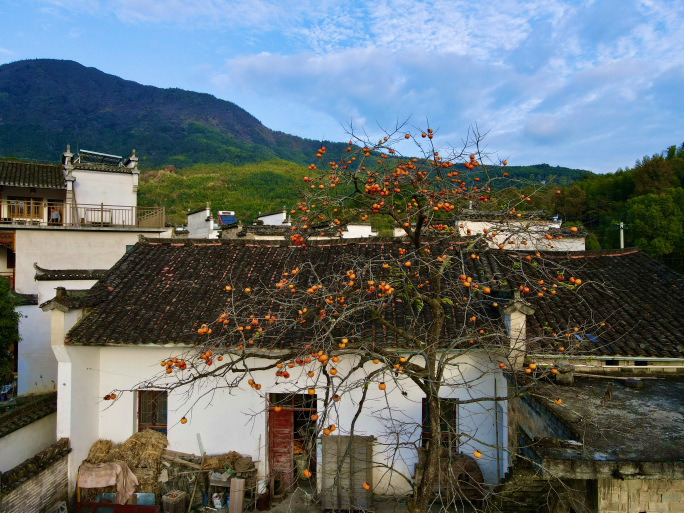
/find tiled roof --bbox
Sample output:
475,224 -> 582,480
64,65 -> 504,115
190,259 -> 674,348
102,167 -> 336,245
73,163 -> 134,174
0,160 -> 66,189
63,240 -> 683,358
13,293 -> 38,306
39,289 -> 95,311
34,263 -> 108,282
524,249 -> 684,357
0,438 -> 70,493
0,393 -> 57,439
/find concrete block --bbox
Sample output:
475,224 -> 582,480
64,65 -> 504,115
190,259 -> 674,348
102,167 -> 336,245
647,502 -> 670,513
661,493 -> 682,502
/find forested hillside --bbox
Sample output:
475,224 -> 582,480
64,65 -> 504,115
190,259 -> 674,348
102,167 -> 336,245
0,59 -> 350,168
138,160 -> 311,224
537,143 -> 684,271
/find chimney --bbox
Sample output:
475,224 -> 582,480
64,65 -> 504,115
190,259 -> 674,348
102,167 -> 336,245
55,286 -> 66,299
502,291 -> 535,369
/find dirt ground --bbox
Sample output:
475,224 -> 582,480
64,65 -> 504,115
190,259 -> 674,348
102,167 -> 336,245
263,481 -> 477,513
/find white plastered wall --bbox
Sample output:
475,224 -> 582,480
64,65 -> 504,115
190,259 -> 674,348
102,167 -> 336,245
87,346 -> 507,497
71,169 -> 136,207
53,325 -> 101,496
0,413 -> 57,472
14,229 -> 165,394
457,220 -> 585,252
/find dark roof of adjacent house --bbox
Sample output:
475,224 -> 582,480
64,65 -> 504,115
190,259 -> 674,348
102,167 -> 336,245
0,392 -> 57,439
519,376 -> 684,471
13,292 -> 38,306
0,160 -> 66,189
40,289 -> 94,311
65,238 -> 495,346
34,263 -> 108,282
60,239 -> 683,358
524,249 -> 684,358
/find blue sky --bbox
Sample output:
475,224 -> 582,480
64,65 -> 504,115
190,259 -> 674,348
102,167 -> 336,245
1,0 -> 683,173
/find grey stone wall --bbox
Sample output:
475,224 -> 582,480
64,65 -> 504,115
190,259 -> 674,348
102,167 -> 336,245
0,455 -> 68,513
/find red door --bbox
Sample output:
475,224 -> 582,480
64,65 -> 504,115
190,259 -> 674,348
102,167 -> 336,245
268,407 -> 294,489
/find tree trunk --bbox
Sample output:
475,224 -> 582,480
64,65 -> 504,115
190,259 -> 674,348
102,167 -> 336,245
408,393 -> 441,513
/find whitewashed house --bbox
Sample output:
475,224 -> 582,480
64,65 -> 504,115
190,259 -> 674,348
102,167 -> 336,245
0,147 -> 168,396
44,238 -> 516,502
43,238 -> 682,505
456,210 -> 586,251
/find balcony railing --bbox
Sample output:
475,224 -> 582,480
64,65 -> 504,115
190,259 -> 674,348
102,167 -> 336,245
0,201 -> 165,229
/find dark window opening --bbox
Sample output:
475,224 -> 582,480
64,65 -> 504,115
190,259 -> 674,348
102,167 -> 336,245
604,360 -> 619,366
634,361 -> 648,367
6,248 -> 15,269
138,390 -> 167,434
422,398 -> 459,450
269,392 -> 317,410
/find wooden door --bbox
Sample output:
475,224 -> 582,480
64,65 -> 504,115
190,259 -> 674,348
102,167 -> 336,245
268,406 -> 294,489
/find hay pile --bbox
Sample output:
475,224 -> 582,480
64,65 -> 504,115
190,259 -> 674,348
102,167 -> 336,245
121,429 -> 168,468
85,440 -> 113,464
81,430 -> 169,502
201,451 -> 242,471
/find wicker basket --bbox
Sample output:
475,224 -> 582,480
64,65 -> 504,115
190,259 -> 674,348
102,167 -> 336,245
161,490 -> 187,513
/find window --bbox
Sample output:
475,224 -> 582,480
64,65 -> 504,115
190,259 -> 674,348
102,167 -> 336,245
138,390 -> 167,433
6,248 -> 15,269
421,398 -> 459,450
8,197 -> 43,219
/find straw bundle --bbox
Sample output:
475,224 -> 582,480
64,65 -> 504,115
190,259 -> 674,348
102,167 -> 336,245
201,451 -> 242,471
121,429 -> 168,468
85,440 -> 113,464
104,443 -> 124,463
131,466 -> 160,498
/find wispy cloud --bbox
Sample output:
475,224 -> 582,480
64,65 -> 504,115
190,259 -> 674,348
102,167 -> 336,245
31,0 -> 684,171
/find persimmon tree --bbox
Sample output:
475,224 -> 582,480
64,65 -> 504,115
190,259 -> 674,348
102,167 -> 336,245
112,125 -> 595,513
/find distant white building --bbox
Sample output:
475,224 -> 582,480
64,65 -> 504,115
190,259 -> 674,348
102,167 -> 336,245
186,203 -> 221,239
256,209 -> 290,227
456,210 -> 586,252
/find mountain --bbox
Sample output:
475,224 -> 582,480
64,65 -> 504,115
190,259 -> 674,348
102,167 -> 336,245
0,59 -> 348,168
0,59 -> 593,223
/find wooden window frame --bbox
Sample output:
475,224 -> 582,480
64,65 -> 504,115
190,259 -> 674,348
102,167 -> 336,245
7,197 -> 43,220
137,390 -> 167,433
421,397 -> 459,450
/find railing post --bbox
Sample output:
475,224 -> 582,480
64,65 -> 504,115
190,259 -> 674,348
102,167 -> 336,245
100,203 -> 104,227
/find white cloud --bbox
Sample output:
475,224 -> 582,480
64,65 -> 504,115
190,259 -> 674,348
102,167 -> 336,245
34,0 -> 684,171
0,48 -> 15,56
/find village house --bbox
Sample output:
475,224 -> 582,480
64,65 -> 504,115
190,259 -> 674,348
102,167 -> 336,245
0,148 -> 169,511
38,238 -> 684,511
456,210 -> 586,252
0,146 -> 168,399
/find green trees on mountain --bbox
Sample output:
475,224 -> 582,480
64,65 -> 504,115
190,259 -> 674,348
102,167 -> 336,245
548,143 -> 684,271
